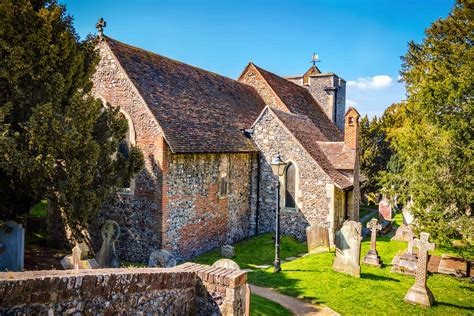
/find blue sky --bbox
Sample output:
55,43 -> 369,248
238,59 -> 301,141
62,0 -> 453,117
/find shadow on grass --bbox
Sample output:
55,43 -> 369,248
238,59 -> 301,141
435,301 -> 474,310
361,272 -> 400,282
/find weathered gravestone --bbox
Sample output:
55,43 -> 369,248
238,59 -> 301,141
332,220 -> 362,277
0,221 -> 25,272
391,229 -> 418,275
363,218 -> 382,267
148,249 -> 177,268
404,232 -> 436,307
221,244 -> 235,258
392,200 -> 415,241
212,258 -> 240,270
61,243 -> 99,270
378,197 -> 392,220
306,224 -> 330,253
97,220 -> 120,268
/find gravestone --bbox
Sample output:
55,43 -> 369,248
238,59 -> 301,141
0,221 -> 25,272
378,197 -> 392,220
306,224 -> 330,253
332,220 -> 362,277
148,249 -> 177,268
392,229 -> 418,275
363,218 -> 382,267
404,232 -> 436,307
97,220 -> 120,268
221,244 -> 235,258
212,258 -> 240,270
402,200 -> 414,225
392,224 -> 413,242
60,243 -> 99,270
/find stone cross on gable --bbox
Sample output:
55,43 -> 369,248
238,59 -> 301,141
404,232 -> 436,307
96,18 -> 106,40
367,218 -> 382,251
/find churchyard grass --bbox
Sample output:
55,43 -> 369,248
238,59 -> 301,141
192,233 -> 307,269
193,214 -> 473,315
250,294 -> 293,316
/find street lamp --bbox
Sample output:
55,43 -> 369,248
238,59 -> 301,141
270,153 -> 286,273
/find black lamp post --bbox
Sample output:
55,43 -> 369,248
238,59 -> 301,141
270,154 -> 286,273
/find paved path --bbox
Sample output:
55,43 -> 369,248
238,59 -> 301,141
359,209 -> 378,224
250,284 -> 339,316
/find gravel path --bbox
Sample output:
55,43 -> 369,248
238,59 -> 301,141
250,284 -> 339,316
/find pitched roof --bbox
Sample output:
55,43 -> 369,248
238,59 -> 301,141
105,37 -> 266,153
270,109 -> 353,189
251,64 -> 343,142
317,142 -> 356,170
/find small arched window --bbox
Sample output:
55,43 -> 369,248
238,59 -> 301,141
285,163 -> 296,208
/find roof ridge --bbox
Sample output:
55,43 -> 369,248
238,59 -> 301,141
105,36 -> 250,88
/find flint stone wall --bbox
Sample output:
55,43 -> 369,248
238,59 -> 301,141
90,194 -> 161,263
163,153 -> 258,261
252,109 -> 334,241
0,268 -> 196,315
0,265 -> 249,316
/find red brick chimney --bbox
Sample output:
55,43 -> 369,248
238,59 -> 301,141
344,107 -> 360,150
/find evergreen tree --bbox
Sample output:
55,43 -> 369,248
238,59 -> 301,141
0,0 -> 144,236
383,0 -> 473,245
359,112 -> 392,201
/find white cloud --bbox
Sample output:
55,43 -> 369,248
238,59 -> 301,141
347,75 -> 393,89
346,99 -> 357,108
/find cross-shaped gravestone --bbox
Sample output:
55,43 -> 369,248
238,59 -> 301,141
97,220 -> 120,268
95,18 -> 106,40
404,232 -> 436,307
362,218 -> 383,267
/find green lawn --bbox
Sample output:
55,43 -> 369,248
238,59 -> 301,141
192,233 -> 307,269
193,216 -> 473,315
250,294 -> 292,316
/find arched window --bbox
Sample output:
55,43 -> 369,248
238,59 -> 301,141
116,110 -> 136,194
285,163 -> 296,208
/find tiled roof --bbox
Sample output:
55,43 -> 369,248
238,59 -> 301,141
106,37 -> 266,153
271,109 -> 353,189
252,65 -> 343,142
317,142 -> 356,170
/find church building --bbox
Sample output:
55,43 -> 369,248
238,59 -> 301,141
91,34 -> 360,262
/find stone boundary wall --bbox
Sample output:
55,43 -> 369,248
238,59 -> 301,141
0,265 -> 249,315
178,262 -> 249,316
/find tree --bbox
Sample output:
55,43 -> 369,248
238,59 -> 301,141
0,0 -> 144,239
359,112 -> 392,202
383,0 -> 473,245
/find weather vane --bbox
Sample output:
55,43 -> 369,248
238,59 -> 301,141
96,18 -> 106,40
310,52 -> 321,66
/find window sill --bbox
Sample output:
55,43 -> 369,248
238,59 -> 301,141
282,207 -> 298,213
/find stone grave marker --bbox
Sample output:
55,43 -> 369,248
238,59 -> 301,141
97,220 -> 120,268
378,196 -> 392,220
0,221 -> 25,272
392,229 -> 418,275
404,232 -> 436,307
61,243 -> 99,270
221,244 -> 235,258
363,218 -> 382,267
332,220 -> 362,277
402,199 -> 414,225
306,224 -> 330,253
212,258 -> 240,270
148,249 -> 177,268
